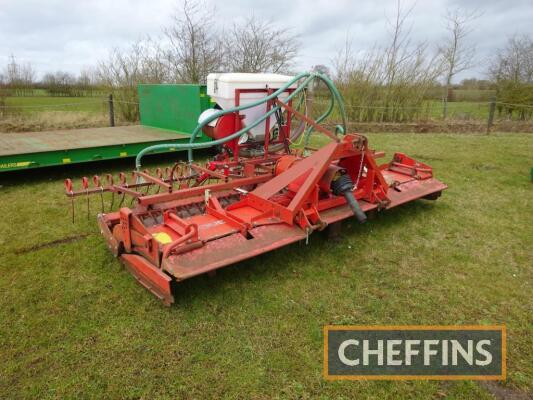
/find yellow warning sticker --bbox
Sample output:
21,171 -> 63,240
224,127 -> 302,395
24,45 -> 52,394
152,232 -> 173,244
62,158 -> 71,164
120,152 -> 128,157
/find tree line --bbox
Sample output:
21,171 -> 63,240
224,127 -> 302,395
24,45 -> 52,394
0,0 -> 531,122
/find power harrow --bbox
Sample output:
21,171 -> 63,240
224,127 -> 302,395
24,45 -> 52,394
65,72 -> 447,305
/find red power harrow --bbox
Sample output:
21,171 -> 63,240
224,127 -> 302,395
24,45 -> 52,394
65,136 -> 446,305
65,82 -> 446,305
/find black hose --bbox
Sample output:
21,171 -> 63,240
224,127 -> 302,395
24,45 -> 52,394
331,174 -> 367,224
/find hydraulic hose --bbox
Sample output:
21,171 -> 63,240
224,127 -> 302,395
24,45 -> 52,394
331,174 -> 367,223
135,72 -> 347,170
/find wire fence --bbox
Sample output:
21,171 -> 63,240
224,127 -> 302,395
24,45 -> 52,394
313,99 -> 533,124
0,95 -> 142,133
0,93 -> 532,134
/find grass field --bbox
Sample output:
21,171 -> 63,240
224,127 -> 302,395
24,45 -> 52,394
3,96 -> 107,115
313,99 -> 492,123
0,97 -> 124,133
2,95 -> 491,120
0,132 -> 532,399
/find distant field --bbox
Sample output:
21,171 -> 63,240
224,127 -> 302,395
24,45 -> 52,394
314,99 -> 491,122
0,96 -> 123,132
452,89 -> 496,102
5,96 -> 490,120
425,100 -> 489,120
3,96 -> 107,115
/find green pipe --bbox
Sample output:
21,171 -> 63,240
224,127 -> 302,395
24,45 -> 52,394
304,73 -> 346,148
135,72 -> 347,170
185,74 -> 316,161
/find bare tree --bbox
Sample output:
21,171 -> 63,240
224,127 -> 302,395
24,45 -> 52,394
488,35 -> 533,118
383,0 -> 418,94
489,35 -> 533,84
439,7 -> 479,118
332,33 -> 356,84
41,71 -> 76,96
98,38 -> 167,121
330,0 -> 444,123
311,65 -> 331,77
164,0 -> 223,83
223,16 -> 298,73
2,55 -> 35,95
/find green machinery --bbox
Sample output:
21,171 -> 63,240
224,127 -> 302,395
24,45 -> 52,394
0,84 -> 212,172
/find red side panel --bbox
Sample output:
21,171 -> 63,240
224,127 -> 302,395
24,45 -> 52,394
162,224 -> 307,281
120,254 -> 174,305
385,178 -> 448,207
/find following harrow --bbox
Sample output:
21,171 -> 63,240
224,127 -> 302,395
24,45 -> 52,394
65,72 -> 447,305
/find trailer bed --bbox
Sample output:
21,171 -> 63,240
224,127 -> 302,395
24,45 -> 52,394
0,125 -> 207,172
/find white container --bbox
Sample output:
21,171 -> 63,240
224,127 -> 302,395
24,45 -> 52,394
206,73 -> 296,140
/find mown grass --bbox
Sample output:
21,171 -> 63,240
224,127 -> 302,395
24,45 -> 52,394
0,132 -> 531,399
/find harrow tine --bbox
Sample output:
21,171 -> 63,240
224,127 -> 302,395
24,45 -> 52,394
64,178 -> 75,223
169,163 -> 181,190
106,174 -> 115,211
129,171 -> 137,206
142,169 -> 152,195
81,177 -> 90,219
155,168 -> 163,194
118,172 -> 127,208
93,175 -> 104,213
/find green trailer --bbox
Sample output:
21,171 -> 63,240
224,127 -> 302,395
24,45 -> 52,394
0,84 -> 212,172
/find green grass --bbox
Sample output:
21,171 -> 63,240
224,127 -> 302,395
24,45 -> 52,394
452,89 -> 496,102
314,99 -> 492,122
425,100 -> 490,120
0,132 -> 531,399
3,96 -> 107,115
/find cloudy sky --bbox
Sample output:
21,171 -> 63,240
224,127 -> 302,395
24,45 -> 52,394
1,0 -> 532,81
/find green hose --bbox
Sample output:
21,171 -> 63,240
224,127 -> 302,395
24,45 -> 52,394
135,72 -> 347,170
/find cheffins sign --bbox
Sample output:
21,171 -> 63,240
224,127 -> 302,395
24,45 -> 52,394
324,325 -> 505,380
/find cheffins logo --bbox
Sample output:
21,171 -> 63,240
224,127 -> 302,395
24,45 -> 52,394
324,325 -> 506,380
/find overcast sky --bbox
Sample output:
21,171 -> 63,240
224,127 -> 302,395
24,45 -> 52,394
1,0 -> 532,82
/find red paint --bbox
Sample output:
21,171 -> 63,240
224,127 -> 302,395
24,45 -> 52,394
67,94 -> 447,306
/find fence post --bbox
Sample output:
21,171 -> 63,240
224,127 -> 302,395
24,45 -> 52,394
486,97 -> 496,134
108,94 -> 115,127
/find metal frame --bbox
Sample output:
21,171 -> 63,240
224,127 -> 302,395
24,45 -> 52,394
65,90 -> 447,305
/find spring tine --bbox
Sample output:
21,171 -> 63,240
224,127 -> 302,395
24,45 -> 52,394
129,169 -> 137,205
118,193 -> 126,208
81,177 -> 90,219
65,179 -> 75,223
118,172 -> 127,208
93,175 -> 104,213
174,163 -> 181,179
142,169 -> 152,195
64,178 -> 73,194
106,174 -> 115,211
155,168 -> 163,194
